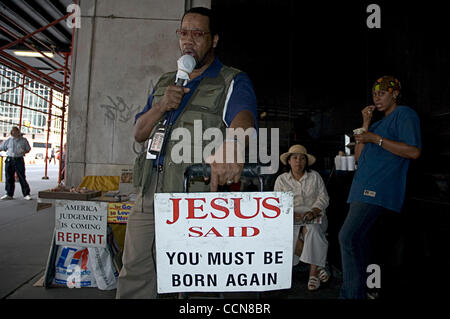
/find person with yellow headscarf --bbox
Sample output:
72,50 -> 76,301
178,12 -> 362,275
338,76 -> 422,299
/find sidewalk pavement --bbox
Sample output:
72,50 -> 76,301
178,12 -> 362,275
0,161 -> 341,299
0,161 -> 116,299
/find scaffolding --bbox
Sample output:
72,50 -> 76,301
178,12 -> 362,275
0,5 -> 76,184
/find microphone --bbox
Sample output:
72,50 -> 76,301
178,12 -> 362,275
148,56 -> 196,163
175,54 -> 196,86
151,55 -> 196,163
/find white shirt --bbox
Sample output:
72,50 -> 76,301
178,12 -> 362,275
274,170 -> 329,214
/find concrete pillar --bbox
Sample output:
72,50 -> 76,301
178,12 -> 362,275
67,0 -> 200,187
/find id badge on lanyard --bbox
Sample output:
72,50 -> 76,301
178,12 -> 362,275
147,119 -> 168,160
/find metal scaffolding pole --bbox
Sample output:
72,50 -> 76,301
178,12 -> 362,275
0,7 -> 74,184
0,52 -> 69,94
0,24 -> 69,73
0,12 -> 73,52
18,73 -> 25,130
0,72 -> 64,111
42,89 -> 53,180
58,53 -> 69,185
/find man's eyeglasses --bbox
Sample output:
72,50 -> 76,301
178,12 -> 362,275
176,29 -> 210,39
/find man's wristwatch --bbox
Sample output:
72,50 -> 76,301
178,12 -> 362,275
378,136 -> 383,147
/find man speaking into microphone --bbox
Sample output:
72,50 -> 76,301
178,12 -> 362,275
117,7 -> 258,299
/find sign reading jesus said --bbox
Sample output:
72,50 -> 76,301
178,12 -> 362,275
154,192 -> 293,293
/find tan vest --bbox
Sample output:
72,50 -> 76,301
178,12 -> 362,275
133,65 -> 241,194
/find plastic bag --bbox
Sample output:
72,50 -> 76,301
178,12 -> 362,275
53,246 -> 97,288
87,246 -> 119,290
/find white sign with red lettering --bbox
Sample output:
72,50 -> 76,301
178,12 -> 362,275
154,192 -> 293,293
55,200 -> 108,248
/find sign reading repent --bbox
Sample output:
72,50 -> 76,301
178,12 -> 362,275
154,192 -> 293,293
55,200 -> 108,248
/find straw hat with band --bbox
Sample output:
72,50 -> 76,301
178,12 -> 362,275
280,144 -> 316,166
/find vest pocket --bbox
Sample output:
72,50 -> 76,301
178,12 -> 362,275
133,151 -> 146,187
190,84 -> 225,112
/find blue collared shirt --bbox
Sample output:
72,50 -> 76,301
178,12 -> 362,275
134,57 -> 258,166
135,57 -> 258,127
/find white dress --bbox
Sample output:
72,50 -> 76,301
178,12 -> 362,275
274,170 -> 329,267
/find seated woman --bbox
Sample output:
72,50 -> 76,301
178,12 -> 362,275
274,144 -> 330,291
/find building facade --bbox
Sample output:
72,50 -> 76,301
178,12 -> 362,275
0,64 -> 67,160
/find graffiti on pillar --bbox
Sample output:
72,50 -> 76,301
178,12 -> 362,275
100,96 -> 140,125
98,78 -> 158,155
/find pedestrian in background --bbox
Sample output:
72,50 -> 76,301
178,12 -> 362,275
49,148 -> 56,164
0,126 -> 32,200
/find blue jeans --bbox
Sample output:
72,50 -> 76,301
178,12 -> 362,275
338,201 -> 385,299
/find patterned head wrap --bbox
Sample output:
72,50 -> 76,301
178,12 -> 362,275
372,75 -> 401,93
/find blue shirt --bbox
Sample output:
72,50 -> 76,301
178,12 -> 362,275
135,57 -> 258,127
135,57 -> 258,166
347,106 -> 422,212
